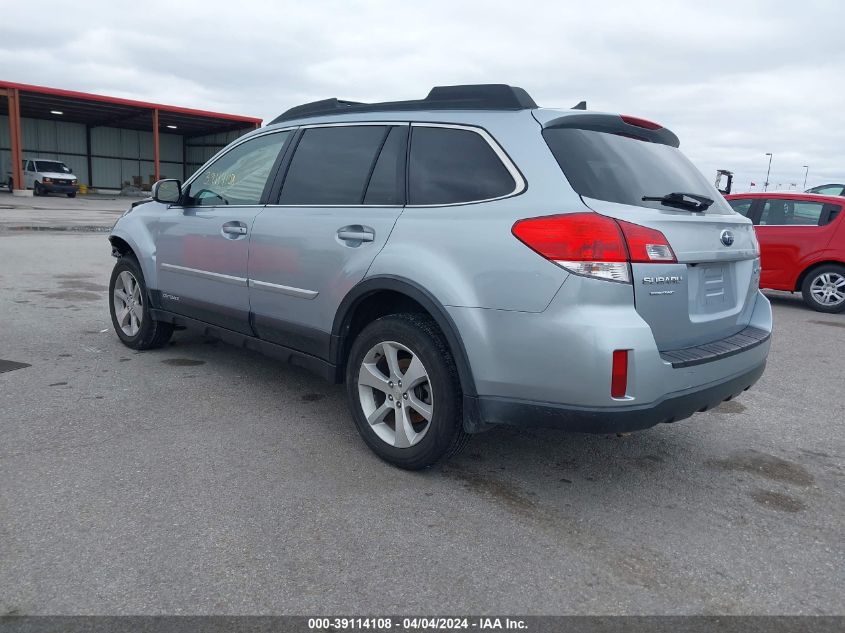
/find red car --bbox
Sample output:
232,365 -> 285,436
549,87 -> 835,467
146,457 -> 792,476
725,192 -> 845,312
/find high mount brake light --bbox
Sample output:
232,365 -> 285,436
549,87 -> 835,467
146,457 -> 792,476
511,213 -> 676,283
620,115 -> 663,130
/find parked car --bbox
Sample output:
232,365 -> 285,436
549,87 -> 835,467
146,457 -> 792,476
806,183 -> 845,197
107,84 -> 771,469
726,192 -> 845,312
5,158 -> 79,197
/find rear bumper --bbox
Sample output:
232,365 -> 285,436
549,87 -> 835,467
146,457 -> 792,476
467,360 -> 766,434
449,275 -> 773,433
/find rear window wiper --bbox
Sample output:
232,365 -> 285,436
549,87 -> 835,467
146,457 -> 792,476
642,192 -> 714,211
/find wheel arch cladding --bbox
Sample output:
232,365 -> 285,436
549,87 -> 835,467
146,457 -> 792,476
108,229 -> 157,290
109,235 -> 134,258
332,276 -> 477,397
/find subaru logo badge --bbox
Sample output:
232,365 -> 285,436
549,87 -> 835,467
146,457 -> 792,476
720,229 -> 735,247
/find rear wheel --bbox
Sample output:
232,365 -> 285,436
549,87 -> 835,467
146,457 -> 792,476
67,192 -> 76,198
109,256 -> 174,349
801,264 -> 845,313
6,178 -> 12,191
345,313 -> 469,470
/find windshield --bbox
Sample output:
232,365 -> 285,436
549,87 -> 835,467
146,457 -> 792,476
543,128 -> 727,212
35,161 -> 72,174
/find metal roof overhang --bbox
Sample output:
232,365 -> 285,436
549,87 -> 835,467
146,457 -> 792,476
0,80 -> 262,136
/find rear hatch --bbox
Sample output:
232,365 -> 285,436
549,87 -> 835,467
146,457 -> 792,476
540,112 -> 761,350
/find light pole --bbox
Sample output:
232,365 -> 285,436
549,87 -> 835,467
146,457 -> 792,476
803,165 -> 809,190
764,153 -> 773,192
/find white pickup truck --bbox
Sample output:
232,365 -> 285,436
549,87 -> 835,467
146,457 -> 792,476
5,158 -> 79,197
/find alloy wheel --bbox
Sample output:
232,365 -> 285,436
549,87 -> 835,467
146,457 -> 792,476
357,341 -> 434,448
113,270 -> 143,336
810,272 -> 845,307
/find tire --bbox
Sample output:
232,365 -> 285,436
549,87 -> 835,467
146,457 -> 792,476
801,264 -> 845,313
109,256 -> 174,349
345,313 -> 470,470
67,192 -> 76,198
33,182 -> 43,196
6,178 -> 12,191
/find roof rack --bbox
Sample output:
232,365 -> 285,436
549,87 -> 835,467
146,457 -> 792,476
270,84 -> 538,124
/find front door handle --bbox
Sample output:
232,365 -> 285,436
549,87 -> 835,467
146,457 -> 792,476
337,225 -> 375,243
221,221 -> 248,238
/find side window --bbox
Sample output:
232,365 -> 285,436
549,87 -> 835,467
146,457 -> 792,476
186,131 -> 290,206
809,185 -> 845,196
25,160 -> 33,171
759,199 -> 825,226
727,198 -> 754,218
408,126 -> 516,205
363,126 -> 407,205
279,126 -> 390,205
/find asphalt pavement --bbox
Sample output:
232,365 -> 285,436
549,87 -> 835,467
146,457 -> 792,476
0,206 -> 842,615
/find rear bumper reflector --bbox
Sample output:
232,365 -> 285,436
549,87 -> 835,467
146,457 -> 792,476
611,349 -> 629,398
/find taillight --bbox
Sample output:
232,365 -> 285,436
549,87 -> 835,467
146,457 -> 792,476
511,213 -> 676,283
616,219 -> 676,263
512,213 -> 630,282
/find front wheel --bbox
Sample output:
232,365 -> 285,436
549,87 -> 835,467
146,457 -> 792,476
109,256 -> 174,349
801,265 -> 845,313
67,192 -> 77,198
6,177 -> 12,191
33,182 -> 43,196
345,313 -> 470,470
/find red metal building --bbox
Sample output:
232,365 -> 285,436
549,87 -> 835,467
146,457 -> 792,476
0,81 -> 261,191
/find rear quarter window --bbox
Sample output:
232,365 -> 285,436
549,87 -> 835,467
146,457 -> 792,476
408,126 -> 516,205
727,199 -> 754,217
822,203 -> 842,226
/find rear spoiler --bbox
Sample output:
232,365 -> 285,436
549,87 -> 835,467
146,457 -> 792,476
542,113 -> 680,148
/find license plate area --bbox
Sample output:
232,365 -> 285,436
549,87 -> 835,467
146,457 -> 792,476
690,263 -> 736,316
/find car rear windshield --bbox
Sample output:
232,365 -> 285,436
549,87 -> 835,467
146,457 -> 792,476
542,128 -> 718,211
35,161 -> 71,174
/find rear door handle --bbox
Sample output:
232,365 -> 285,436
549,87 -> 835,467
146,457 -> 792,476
221,221 -> 248,238
337,225 -> 375,243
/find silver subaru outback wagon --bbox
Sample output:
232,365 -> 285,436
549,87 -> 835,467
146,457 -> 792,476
108,84 -> 771,469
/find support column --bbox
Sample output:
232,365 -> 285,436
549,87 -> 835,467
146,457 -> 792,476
5,88 -> 24,192
152,108 -> 161,182
85,124 -> 93,187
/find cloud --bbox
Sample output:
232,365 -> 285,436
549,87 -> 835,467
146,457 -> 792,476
1,0 -> 842,189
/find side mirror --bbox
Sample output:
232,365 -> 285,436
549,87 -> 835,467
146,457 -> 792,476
152,179 -> 182,204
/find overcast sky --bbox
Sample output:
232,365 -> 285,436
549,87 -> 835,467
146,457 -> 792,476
1,0 -> 842,192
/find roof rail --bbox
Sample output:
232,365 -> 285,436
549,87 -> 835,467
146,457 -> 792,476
270,84 -> 538,124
